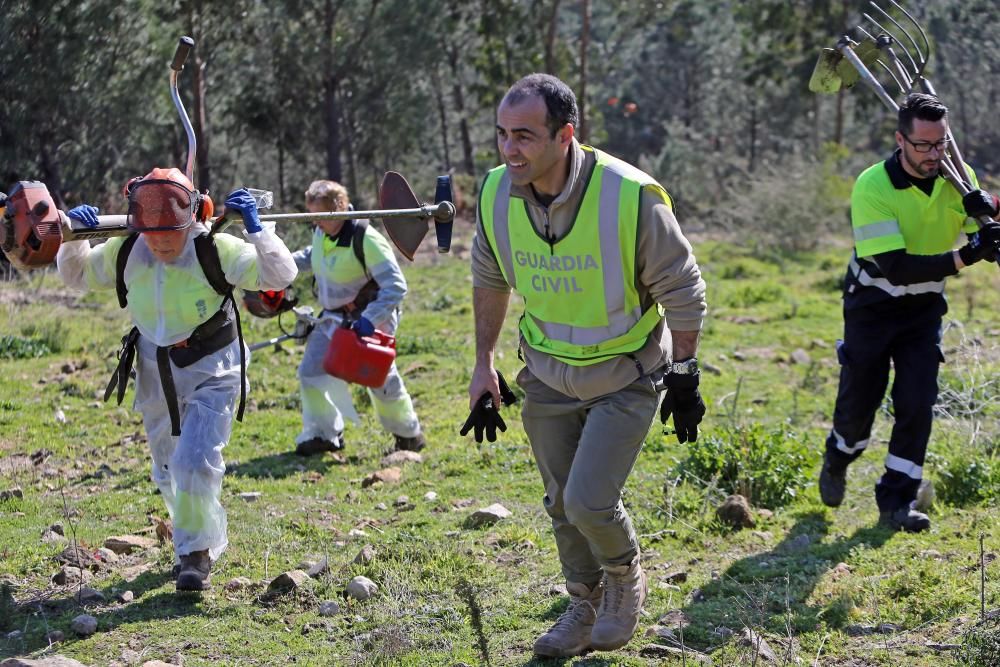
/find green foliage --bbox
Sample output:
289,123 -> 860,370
933,453 -> 1000,507
957,620 -> 1000,667
672,423 -> 818,509
0,335 -> 52,360
720,281 -> 787,308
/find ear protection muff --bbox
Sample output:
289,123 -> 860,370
196,191 -> 213,222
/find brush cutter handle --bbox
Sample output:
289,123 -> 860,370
171,36 -> 194,72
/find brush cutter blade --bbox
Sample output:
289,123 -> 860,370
378,171 -> 427,261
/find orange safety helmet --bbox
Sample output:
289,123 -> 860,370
122,167 -> 213,232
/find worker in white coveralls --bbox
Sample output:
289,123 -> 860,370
56,168 -> 297,591
290,179 -> 426,456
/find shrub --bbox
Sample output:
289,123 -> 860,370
956,620 -> 1000,667
933,453 -> 1000,507
671,423 -> 818,509
0,335 -> 52,360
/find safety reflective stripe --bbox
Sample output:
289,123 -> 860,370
849,256 -> 945,297
831,428 -> 869,455
885,453 -> 923,479
853,219 -> 902,242
489,171 -> 517,289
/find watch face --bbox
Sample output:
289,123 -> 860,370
672,358 -> 699,375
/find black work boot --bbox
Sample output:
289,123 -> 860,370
393,433 -> 426,452
295,434 -> 345,456
176,550 -> 212,591
819,458 -> 847,508
879,505 -> 930,533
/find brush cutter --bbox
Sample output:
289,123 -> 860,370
248,305 -> 319,352
0,37 -> 456,272
808,0 -> 995,238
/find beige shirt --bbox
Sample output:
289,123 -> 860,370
472,139 -> 707,400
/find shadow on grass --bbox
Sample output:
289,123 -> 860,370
676,510 -> 897,654
3,568 -> 217,658
228,450 -> 347,479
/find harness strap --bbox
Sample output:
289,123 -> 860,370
156,346 -> 182,437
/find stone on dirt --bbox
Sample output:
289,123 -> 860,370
740,627 -> 778,662
0,657 -> 89,667
346,576 -> 378,600
465,503 -> 512,528
224,577 -> 253,592
52,566 -> 92,586
0,487 -> 23,501
306,557 -> 330,579
380,450 -> 423,466
268,570 -> 310,593
103,535 -> 156,555
716,494 -> 755,529
70,613 -> 98,636
353,545 -> 376,565
319,600 -> 340,617
361,467 -> 402,488
75,587 -> 106,605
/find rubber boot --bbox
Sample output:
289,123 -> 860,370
590,556 -> 647,651
533,581 -> 603,657
175,549 -> 212,591
295,433 -> 344,456
393,433 -> 426,452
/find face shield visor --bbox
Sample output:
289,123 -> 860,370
126,179 -> 197,232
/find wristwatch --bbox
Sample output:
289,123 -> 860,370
669,357 -> 699,375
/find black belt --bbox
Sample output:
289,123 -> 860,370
105,300 -> 243,436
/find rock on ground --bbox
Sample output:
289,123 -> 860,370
268,570 -> 310,593
70,614 -> 98,636
465,503 -> 512,528
346,576 -> 378,600
103,535 -> 156,555
716,494 -> 755,529
1,658 -> 89,667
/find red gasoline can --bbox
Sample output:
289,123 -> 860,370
322,326 -> 396,388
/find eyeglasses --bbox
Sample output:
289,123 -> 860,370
901,134 -> 950,154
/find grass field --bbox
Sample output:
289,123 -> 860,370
1,222 -> 999,666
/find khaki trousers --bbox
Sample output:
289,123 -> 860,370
517,366 -> 658,585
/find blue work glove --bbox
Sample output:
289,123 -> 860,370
224,188 -> 263,233
67,204 -> 100,228
351,316 -> 375,337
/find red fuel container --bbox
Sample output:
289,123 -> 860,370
322,326 -> 396,388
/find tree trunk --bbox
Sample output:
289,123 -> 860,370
543,0 -> 562,74
447,44 -> 475,176
578,0 -> 590,143
188,0 -> 211,192
432,65 -> 452,173
834,88 -> 844,146
341,90 -> 359,202
324,75 -> 343,182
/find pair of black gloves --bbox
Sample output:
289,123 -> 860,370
959,189 -> 1000,266
459,368 -> 707,444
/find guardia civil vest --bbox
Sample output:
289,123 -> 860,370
845,150 -> 978,309
480,146 -> 666,366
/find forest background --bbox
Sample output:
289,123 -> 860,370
4,0 -> 1000,253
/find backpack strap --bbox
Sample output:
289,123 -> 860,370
193,232 -> 231,296
115,233 -> 141,308
352,220 -> 370,278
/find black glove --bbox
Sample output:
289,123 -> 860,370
460,370 -> 518,443
958,221 -> 1000,266
659,371 -> 706,443
962,189 -> 1000,220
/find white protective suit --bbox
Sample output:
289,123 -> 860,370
57,221 -> 297,560
291,222 -> 421,445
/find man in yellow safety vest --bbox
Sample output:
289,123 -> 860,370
465,73 -> 707,657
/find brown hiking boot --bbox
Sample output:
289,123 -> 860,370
175,550 -> 212,591
393,433 -> 426,452
533,581 -> 603,657
295,434 -> 344,456
591,556 -> 647,651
